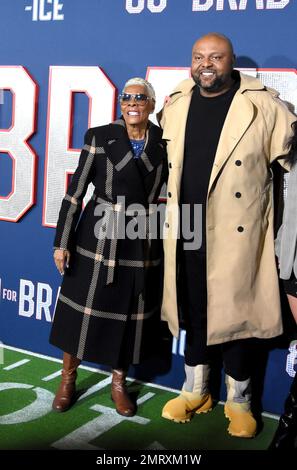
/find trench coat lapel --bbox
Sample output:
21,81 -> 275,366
208,92 -> 255,195
162,93 -> 192,169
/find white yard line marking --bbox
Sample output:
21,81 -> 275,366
77,376 -> 112,401
3,359 -> 31,370
137,392 -> 155,405
42,370 -> 62,381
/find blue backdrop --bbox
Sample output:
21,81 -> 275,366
0,0 -> 296,414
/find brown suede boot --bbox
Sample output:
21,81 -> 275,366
52,352 -> 81,412
111,369 -> 136,417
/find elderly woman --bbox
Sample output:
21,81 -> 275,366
49,77 -> 167,417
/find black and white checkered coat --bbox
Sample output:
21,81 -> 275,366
50,119 -> 168,367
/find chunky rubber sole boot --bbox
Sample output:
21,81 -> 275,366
162,392 -> 213,423
224,401 -> 257,438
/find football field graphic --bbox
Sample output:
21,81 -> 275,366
0,345 -> 278,451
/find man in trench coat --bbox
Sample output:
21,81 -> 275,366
160,32 -> 296,438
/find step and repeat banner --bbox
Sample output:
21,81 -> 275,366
0,0 -> 296,414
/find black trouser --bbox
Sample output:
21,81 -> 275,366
179,249 -> 254,382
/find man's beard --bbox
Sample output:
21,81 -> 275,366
192,72 -> 226,93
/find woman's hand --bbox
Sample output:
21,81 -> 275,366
54,249 -> 70,275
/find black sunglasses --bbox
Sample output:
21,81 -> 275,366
119,93 -> 151,103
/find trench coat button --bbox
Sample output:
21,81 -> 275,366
165,222 -> 169,228
235,160 -> 242,166
237,226 -> 244,232
168,192 -> 172,198
169,163 -> 172,169
235,192 -> 242,198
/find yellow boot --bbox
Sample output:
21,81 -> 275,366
162,391 -> 212,423
224,375 -> 257,438
162,364 -> 213,423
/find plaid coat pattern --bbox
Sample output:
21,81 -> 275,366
50,119 -> 168,367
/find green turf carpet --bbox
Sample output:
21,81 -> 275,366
0,346 -> 278,451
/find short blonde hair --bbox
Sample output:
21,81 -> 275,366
123,77 -> 156,101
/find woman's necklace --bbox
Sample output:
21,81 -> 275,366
130,138 -> 145,159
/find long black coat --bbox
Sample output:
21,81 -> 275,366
50,119 -> 167,367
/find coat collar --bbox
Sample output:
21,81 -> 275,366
165,71 -> 266,107
104,118 -> 165,175
162,72 -> 269,195
101,118 -> 166,204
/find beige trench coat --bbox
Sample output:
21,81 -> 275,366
161,73 -> 296,344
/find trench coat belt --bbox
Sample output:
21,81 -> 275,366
91,194 -> 154,292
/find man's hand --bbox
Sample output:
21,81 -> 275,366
54,249 -> 70,275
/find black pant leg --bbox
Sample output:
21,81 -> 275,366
179,250 -> 210,366
222,339 -> 255,381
